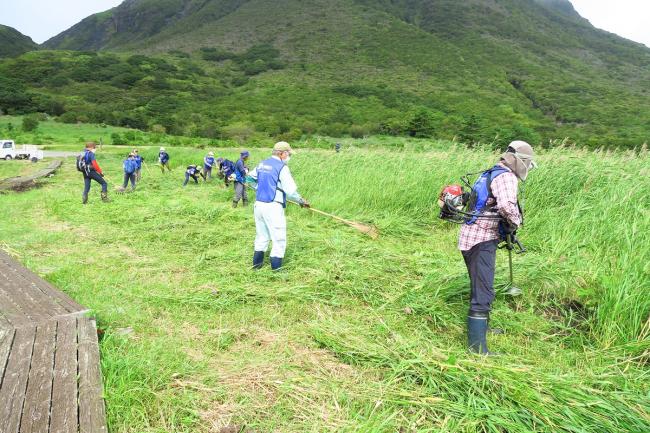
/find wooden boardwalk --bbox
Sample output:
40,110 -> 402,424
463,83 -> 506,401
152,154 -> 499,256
0,250 -> 107,433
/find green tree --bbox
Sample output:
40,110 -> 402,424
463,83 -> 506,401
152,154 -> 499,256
407,108 -> 436,137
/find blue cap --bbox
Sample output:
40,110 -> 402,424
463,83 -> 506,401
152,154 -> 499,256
241,150 -> 250,158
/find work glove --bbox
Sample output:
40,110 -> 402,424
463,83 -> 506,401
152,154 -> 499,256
300,199 -> 311,208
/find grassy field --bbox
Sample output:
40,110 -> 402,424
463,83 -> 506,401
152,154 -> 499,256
0,159 -> 46,178
0,143 -> 648,432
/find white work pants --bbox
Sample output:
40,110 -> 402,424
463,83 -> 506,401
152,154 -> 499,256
254,201 -> 287,258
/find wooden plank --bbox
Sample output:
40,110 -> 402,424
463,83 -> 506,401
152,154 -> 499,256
49,317 -> 78,433
0,327 -> 15,389
4,269 -> 69,318
20,321 -> 58,433
0,252 -> 85,314
0,289 -> 31,330
0,325 -> 36,433
78,317 -> 108,433
0,270 -> 44,323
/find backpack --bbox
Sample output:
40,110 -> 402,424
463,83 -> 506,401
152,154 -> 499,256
124,159 -> 136,174
76,152 -> 91,175
464,165 -> 510,225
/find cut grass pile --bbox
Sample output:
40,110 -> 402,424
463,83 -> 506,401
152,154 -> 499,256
0,142 -> 648,432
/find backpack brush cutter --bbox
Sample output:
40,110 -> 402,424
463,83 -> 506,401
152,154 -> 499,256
438,175 -> 526,297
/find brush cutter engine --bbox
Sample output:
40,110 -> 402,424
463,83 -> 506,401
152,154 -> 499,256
438,184 -> 468,223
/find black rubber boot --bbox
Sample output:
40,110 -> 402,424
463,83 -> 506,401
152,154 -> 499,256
252,251 -> 265,269
232,201 -> 238,208
101,191 -> 111,203
82,193 -> 88,204
468,310 -> 490,355
270,257 -> 283,271
242,199 -> 249,207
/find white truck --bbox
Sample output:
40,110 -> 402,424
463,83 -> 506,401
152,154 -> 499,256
0,140 -> 44,161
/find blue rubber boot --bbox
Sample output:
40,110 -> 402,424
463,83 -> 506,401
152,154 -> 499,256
468,310 -> 490,355
270,257 -> 283,271
252,251 -> 265,269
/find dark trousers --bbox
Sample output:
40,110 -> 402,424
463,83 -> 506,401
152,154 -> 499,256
83,171 -> 107,194
123,173 -> 136,189
233,182 -> 248,203
204,166 -> 212,179
462,240 -> 498,313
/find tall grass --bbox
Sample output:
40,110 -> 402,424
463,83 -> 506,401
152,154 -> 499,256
0,141 -> 648,432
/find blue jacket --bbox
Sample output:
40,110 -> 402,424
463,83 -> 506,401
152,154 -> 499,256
234,158 -> 248,183
124,158 -> 137,174
159,151 -> 169,164
256,157 -> 286,207
221,159 -> 235,176
204,156 -> 215,169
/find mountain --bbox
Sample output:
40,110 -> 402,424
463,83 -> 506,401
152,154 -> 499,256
0,25 -> 38,57
12,0 -> 650,147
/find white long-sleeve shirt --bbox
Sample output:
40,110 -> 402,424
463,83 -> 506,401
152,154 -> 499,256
250,156 -> 303,204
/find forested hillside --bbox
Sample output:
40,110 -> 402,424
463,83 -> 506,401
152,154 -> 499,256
0,0 -> 647,147
0,25 -> 38,58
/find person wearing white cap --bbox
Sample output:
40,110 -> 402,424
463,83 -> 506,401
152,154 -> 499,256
204,151 -> 216,180
158,147 -> 171,173
249,141 -> 310,270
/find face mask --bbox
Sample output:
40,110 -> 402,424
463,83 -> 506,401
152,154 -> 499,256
284,156 -> 291,163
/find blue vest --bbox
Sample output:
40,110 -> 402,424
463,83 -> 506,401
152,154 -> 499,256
222,160 -> 235,175
256,157 -> 286,207
134,155 -> 143,169
465,165 -> 509,225
204,156 -> 215,168
159,152 -> 169,163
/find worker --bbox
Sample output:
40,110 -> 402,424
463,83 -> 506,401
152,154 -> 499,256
159,147 -> 171,173
249,142 -> 309,270
183,164 -> 205,186
133,149 -> 144,181
204,151 -> 216,180
219,158 -> 235,187
232,150 -> 250,208
459,140 -> 536,355
121,152 -> 138,192
78,141 -> 110,204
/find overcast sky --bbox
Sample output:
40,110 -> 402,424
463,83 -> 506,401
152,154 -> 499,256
0,0 -> 649,47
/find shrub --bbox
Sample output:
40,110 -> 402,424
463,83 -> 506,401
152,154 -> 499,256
350,124 -> 368,139
222,122 -> 255,143
111,132 -> 127,145
22,114 -> 40,132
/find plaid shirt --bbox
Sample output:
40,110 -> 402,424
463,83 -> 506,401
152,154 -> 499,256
458,165 -> 521,251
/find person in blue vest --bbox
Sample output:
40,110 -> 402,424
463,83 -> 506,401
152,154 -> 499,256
219,158 -> 235,186
159,147 -> 171,173
459,140 -> 536,355
79,141 -> 110,204
249,142 -> 309,270
183,164 -> 205,186
232,150 -> 250,208
121,152 -> 138,192
204,152 -> 216,180
133,149 -> 144,181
